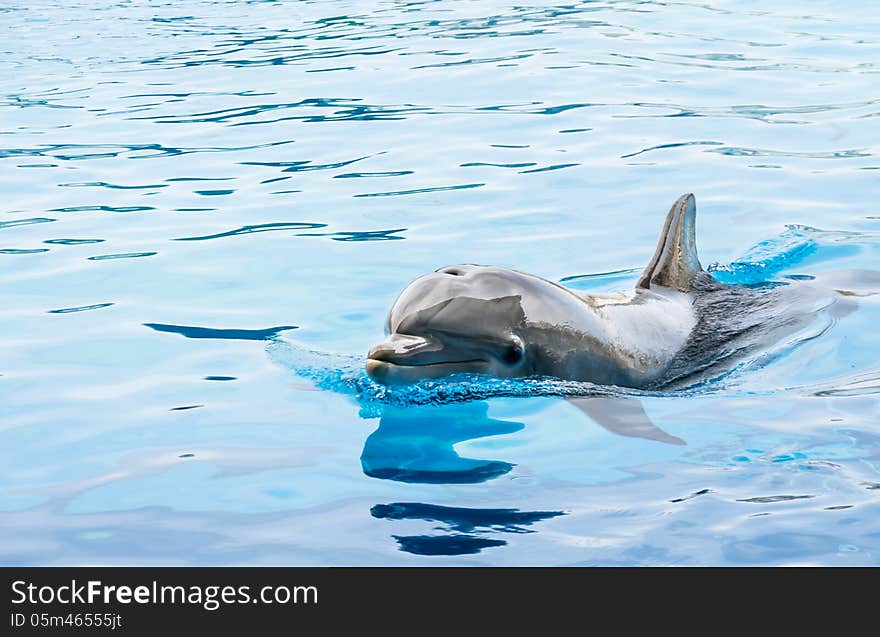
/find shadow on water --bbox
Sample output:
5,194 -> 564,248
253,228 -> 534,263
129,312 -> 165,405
362,402 -> 565,556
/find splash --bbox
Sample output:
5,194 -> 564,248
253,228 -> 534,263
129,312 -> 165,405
266,339 -> 635,413
707,224 -> 878,284
707,224 -> 819,284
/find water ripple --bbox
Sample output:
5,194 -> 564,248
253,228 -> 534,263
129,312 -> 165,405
58,181 -> 168,190
145,323 -> 296,341
709,147 -> 871,159
0,141 -> 292,161
411,53 -> 534,69
622,141 -> 723,159
460,162 -> 537,169
334,171 -> 413,179
48,303 -> 113,314
737,495 -> 816,503
353,183 -> 484,198
193,189 -> 235,196
87,252 -> 157,261
325,229 -> 407,242
241,154 -> 377,172
44,239 -> 104,245
0,217 -> 55,230
0,248 -> 49,255
173,222 -> 327,242
518,163 -> 579,174
3,0 -> 879,567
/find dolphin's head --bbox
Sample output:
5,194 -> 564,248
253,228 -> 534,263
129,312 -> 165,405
366,264 -> 574,385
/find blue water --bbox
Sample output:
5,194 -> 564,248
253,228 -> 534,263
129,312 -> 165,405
1,1 -> 879,566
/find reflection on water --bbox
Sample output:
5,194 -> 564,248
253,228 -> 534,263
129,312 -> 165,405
372,502 -> 564,556
2,0 -> 879,565
390,535 -> 507,557
361,402 -> 522,484
362,402 -> 561,555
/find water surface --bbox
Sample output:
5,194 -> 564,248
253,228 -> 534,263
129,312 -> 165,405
1,0 -> 879,565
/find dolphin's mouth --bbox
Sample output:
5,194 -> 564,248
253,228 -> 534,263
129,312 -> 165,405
365,357 -> 488,385
366,333 -> 489,384
366,357 -> 486,368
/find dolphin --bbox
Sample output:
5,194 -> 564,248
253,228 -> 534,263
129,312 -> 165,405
365,194 -> 871,443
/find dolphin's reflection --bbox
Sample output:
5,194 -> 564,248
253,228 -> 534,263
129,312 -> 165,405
363,402 -> 564,556
361,397 -> 684,488
371,502 -> 565,556
360,401 -> 523,484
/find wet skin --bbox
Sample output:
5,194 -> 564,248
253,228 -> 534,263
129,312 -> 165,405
366,194 -> 859,391
366,264 -> 697,388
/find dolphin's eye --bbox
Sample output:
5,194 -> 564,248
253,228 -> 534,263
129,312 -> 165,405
503,342 -> 524,365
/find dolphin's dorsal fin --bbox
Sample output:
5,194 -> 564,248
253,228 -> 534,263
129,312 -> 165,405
637,193 -> 704,292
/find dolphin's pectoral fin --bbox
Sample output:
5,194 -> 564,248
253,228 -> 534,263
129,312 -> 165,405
637,193 -> 708,293
567,396 -> 686,446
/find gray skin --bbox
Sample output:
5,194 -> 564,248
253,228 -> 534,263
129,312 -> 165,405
365,193 -> 873,445
367,193 -> 850,391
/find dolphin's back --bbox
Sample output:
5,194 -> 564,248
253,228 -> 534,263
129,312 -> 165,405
624,193 -> 825,389
657,279 -> 834,389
